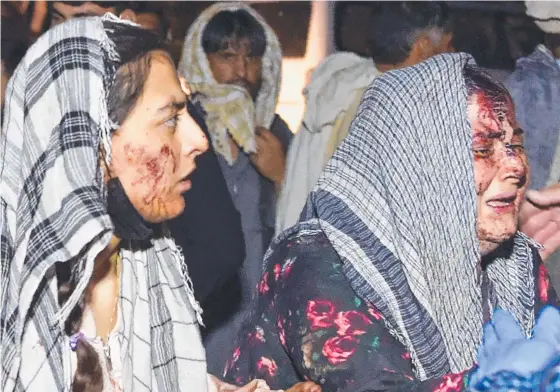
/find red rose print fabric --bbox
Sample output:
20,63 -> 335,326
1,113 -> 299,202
224,232 -> 557,391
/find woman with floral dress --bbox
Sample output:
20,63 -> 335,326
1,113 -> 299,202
224,54 -> 559,391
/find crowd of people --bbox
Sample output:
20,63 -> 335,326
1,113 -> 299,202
1,1 -> 560,392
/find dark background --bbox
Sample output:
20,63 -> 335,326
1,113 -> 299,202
156,1 -> 541,70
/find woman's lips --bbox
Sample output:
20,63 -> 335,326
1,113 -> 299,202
176,163 -> 197,193
486,192 -> 517,214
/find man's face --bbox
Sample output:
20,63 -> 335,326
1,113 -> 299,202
137,12 -> 164,39
51,2 -> 115,26
206,38 -> 263,101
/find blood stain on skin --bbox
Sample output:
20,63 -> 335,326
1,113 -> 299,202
124,144 -> 145,164
136,145 -> 177,206
160,145 -> 177,172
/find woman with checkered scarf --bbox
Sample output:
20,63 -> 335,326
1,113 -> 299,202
0,14 -> 320,392
223,54 -> 559,391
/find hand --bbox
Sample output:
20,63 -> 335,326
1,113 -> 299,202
285,382 -> 322,392
471,307 -> 560,386
250,127 -> 286,187
209,375 -> 274,392
519,184 -> 560,261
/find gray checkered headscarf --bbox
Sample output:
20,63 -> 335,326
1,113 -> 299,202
0,15 -> 207,391
298,53 -> 537,379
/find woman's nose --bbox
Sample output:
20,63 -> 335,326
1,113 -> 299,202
181,114 -> 209,158
498,146 -> 528,185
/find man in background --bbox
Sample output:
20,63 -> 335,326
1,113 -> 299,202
179,3 -> 291,374
276,1 -> 455,233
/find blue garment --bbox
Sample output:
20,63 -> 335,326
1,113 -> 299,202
506,45 -> 560,190
472,357 -> 560,392
470,306 -> 560,391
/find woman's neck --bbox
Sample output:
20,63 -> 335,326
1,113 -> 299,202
90,236 -> 121,283
86,235 -> 121,341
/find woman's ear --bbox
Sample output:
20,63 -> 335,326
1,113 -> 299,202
119,9 -> 137,23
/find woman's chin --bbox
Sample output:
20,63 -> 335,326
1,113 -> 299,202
142,198 -> 186,224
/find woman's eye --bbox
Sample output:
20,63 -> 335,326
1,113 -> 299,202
473,148 -> 492,158
164,115 -> 178,129
506,143 -> 525,152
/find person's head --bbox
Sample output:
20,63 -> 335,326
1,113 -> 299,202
50,1 -> 132,27
465,66 -> 528,256
368,1 -> 454,72
1,2 -> 29,110
129,3 -> 169,40
202,9 -> 266,100
104,23 -> 208,225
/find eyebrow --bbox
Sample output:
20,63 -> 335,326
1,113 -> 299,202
74,12 -> 95,18
513,127 -> 524,135
473,131 -> 503,139
157,100 -> 187,114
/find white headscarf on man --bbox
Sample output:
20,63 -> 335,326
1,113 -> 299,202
178,2 -> 282,165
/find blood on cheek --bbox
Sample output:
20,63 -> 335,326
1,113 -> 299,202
123,143 -> 178,205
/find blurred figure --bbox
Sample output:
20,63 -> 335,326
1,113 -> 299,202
50,0 -> 166,38
506,1 -> 560,191
50,1 -> 127,26
276,1 -> 455,233
8,0 -> 48,41
178,2 -> 291,376
1,2 -> 29,115
510,1 -> 560,291
133,3 -> 170,40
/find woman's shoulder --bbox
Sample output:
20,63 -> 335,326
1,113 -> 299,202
265,228 -> 339,273
258,227 -> 352,303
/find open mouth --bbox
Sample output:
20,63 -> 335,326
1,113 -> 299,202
486,193 -> 516,213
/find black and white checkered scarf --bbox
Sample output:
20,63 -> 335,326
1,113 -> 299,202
299,53 -> 537,379
0,15 -> 207,391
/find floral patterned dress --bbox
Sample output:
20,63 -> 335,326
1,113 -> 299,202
224,232 -> 558,392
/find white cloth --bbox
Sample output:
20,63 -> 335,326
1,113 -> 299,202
525,1 -> 560,34
276,52 -> 379,234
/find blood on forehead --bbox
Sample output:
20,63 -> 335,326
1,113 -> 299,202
464,66 -> 516,127
475,91 -> 516,129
